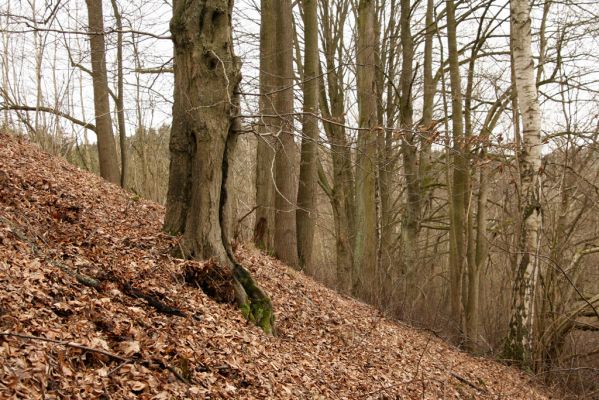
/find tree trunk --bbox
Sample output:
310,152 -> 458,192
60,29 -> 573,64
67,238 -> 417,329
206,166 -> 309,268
296,0 -> 319,269
445,0 -> 467,338
254,0 -> 277,252
505,0 -> 543,366
462,2 -> 491,351
110,0 -> 128,188
85,0 -> 120,185
273,0 -> 300,268
399,0 -> 420,306
353,0 -> 378,301
165,0 -> 273,333
318,1 -> 355,291
318,69 -> 354,293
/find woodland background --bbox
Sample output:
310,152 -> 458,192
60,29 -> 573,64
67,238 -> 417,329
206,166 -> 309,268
0,0 -> 598,397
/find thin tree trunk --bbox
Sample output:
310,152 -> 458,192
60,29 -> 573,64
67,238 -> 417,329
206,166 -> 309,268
399,0 -> 420,307
296,0 -> 319,268
254,0 -> 277,252
85,0 -> 120,184
446,0 -> 467,338
110,0 -> 128,188
462,2 -> 491,351
318,0 -> 354,291
318,69 -> 354,292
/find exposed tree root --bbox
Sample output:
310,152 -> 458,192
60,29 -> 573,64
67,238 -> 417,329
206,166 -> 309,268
183,260 -> 237,304
119,282 -> 187,317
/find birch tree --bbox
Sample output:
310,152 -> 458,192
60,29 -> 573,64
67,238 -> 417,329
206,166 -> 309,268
505,0 -> 543,366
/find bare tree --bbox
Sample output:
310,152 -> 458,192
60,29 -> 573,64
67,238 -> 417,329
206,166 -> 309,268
296,0 -> 320,268
164,0 -> 274,332
353,0 -> 378,300
85,0 -> 120,184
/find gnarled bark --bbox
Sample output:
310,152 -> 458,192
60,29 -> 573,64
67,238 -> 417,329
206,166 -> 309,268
164,0 -> 273,333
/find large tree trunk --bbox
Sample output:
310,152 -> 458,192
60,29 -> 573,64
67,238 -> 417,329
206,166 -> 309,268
296,0 -> 319,269
164,0 -> 273,333
353,0 -> 378,301
254,0 -> 277,252
273,0 -> 300,268
85,0 -> 120,185
505,0 -> 543,366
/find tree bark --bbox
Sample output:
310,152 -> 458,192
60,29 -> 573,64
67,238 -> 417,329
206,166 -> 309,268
110,0 -> 128,188
318,0 -> 355,292
505,0 -> 543,366
399,0 -> 420,306
164,0 -> 273,333
353,0 -> 378,301
85,0 -> 120,185
445,0 -> 467,337
254,0 -> 277,252
296,0 -> 319,269
273,0 -> 300,268
419,0 -> 435,190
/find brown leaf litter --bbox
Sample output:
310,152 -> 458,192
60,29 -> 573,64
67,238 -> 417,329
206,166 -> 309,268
0,133 -> 553,399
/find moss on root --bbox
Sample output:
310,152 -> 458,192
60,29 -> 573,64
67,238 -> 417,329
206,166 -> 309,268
238,293 -> 274,334
232,262 -> 275,334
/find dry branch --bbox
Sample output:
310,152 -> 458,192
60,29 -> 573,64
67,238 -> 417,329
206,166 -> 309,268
0,332 -> 128,362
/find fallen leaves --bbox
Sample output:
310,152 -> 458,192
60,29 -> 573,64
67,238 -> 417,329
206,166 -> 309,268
0,133 -> 551,399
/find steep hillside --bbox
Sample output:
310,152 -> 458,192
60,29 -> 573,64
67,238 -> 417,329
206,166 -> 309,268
0,133 -> 550,399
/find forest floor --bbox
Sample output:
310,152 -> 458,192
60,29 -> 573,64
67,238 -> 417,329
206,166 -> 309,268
0,132 -> 554,399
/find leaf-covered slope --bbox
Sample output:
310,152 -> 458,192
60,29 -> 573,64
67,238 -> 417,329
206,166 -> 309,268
0,133 -> 550,399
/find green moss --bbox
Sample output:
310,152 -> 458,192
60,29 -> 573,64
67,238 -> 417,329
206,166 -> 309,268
240,302 -> 251,320
238,298 -> 274,334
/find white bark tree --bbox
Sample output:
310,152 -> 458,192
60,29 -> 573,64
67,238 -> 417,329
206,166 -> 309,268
505,0 -> 543,366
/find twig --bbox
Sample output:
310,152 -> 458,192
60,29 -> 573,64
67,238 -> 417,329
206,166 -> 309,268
0,332 -> 128,362
166,364 -> 190,384
120,282 -> 187,317
449,371 -> 488,393
236,205 -> 259,226
107,360 -> 132,376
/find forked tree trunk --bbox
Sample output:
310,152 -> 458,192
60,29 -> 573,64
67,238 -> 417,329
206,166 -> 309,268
505,0 -> 543,366
164,0 -> 273,333
318,2 -> 355,291
85,0 -> 120,185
